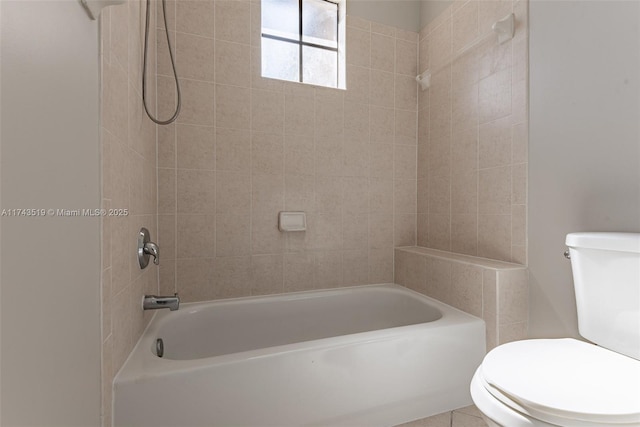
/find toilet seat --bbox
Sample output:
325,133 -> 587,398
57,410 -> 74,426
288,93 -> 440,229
477,338 -> 640,426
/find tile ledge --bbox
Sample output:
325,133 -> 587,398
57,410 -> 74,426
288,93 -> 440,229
395,246 -> 527,271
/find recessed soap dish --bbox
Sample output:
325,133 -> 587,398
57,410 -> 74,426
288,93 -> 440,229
278,212 -> 306,232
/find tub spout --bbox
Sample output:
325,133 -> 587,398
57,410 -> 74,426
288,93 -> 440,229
143,294 -> 180,311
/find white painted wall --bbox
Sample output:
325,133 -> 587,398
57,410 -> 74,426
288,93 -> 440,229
0,1 -> 102,425
348,0 -> 422,31
529,0 -> 640,338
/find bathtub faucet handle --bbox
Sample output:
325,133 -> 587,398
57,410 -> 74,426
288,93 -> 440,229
138,227 -> 160,268
143,293 -> 180,311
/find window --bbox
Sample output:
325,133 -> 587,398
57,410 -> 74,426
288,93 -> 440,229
261,0 -> 345,89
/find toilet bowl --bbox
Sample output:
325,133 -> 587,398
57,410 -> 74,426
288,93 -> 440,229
471,339 -> 640,427
471,233 -> 640,427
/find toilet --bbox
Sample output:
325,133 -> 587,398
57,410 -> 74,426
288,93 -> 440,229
471,232 -> 640,427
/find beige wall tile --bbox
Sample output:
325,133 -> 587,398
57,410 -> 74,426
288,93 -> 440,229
394,144 -> 417,180
369,177 -> 393,213
177,169 -> 215,214
216,171 -> 251,213
252,132 -> 284,175
178,79 -> 215,126
345,65 -> 370,104
345,101 -> 370,143
176,124 -> 215,169
427,214 -> 451,251
177,32 -> 214,81
216,213 -> 251,256
252,89 -> 284,132
451,127 -> 477,173
215,40 -> 251,87
478,38 -> 512,81
177,214 -> 215,258
499,321 -> 528,344
428,17 -> 452,71
346,15 -> 370,31
214,256 -> 251,299
312,213 -> 342,250
451,213 -> 477,255
478,214 -> 511,261
252,173 -> 284,212
479,166 -> 511,215
176,1 -> 214,37
396,39 -> 417,77
251,254 -> 284,295
343,214 -> 368,251
252,213 -> 285,255
395,179 -> 417,214
478,69 -> 512,124
451,170 -> 477,214
216,84 -> 250,129
285,144 -> 315,176
395,75 -> 418,111
343,176 -> 369,214
428,174 -> 451,215
452,84 -> 478,132
176,257 -> 216,302
343,141 -> 370,177
285,174 -> 315,212
369,213 -> 394,249
512,121 -> 528,164
479,116 -> 512,169
158,214 -> 176,260
452,0 -> 478,54
216,127 -> 251,172
316,176 -> 344,213
512,162 -> 527,205
284,252 -> 315,292
215,1 -> 250,44
370,248 -> 394,283
157,124 -> 176,168
314,251 -> 343,288
342,250 -> 369,286
370,70 -> 395,108
346,26 -> 371,67
285,94 -> 315,136
371,33 -> 395,72
428,135 -> 452,180
498,269 -> 529,324
451,263 -> 483,317
394,213 -> 416,246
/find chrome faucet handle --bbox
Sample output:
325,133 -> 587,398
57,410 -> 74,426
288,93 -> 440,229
144,241 -> 160,265
138,228 -> 160,269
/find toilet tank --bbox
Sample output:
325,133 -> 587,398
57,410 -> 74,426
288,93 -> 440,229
566,232 -> 640,360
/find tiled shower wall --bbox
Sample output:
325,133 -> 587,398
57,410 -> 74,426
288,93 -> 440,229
416,0 -> 528,264
156,3 -> 420,302
100,2 -> 159,426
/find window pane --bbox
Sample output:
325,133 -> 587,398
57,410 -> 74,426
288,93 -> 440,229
262,38 -> 299,82
262,0 -> 299,39
302,45 -> 337,87
302,0 -> 337,48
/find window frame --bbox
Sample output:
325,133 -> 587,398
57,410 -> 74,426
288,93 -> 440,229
261,0 -> 344,89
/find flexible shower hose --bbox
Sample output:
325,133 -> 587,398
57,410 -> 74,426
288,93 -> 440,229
142,0 -> 181,125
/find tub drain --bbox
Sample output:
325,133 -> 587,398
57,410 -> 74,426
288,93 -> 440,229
156,338 -> 164,358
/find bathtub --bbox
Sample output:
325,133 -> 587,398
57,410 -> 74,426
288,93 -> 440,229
113,284 -> 485,426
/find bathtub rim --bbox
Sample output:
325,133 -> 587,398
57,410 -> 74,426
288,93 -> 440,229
115,283 -> 485,382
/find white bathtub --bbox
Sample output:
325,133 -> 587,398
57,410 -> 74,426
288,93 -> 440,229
113,284 -> 485,426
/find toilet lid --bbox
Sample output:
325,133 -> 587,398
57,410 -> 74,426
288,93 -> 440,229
481,338 -> 640,425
